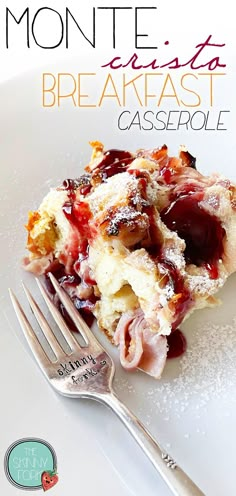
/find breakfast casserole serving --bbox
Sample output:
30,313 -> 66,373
23,142 -> 236,378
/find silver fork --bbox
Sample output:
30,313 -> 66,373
9,273 -> 204,496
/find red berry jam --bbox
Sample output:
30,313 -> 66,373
167,329 -> 187,359
80,184 -> 92,196
161,166 -> 173,184
95,149 -> 133,180
143,205 -> 163,257
161,194 -> 225,274
61,175 -> 92,198
62,200 -> 95,257
63,201 -> 92,235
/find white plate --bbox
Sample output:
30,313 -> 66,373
0,60 -> 236,496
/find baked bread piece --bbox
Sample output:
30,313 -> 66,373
23,142 -> 236,378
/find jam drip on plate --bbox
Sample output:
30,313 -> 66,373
167,329 -> 187,359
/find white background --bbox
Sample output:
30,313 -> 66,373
0,0 -> 233,82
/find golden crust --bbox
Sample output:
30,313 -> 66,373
25,211 -> 58,257
86,141 -> 104,170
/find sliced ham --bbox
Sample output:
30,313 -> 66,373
114,308 -> 168,378
22,254 -> 53,275
114,310 -> 143,369
139,329 -> 167,379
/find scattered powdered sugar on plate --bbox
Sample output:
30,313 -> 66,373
115,318 -> 236,423
145,319 -> 236,418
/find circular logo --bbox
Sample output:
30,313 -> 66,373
4,438 -> 58,491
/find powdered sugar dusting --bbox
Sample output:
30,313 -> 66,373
187,272 -> 226,295
107,206 -> 148,236
88,172 -> 139,213
115,318 -> 236,422
147,319 -> 236,417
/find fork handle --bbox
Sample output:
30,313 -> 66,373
102,392 -> 205,496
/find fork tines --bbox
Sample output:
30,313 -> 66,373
9,272 -> 100,368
